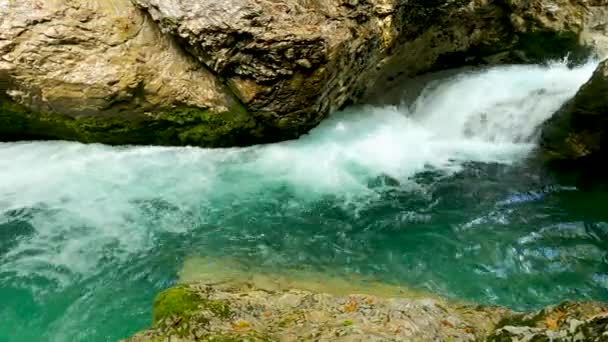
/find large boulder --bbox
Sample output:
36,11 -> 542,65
133,0 -> 608,135
0,0 -> 256,146
541,59 -> 608,167
364,0 -> 608,101
2,0 -> 608,147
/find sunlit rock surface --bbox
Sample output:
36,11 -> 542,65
0,0 -> 251,146
126,258 -> 608,341
2,0 -> 608,146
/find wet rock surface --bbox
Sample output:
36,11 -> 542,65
134,0 -> 608,137
1,0 -> 608,146
126,283 -> 608,342
541,59 -> 608,170
489,302 -> 608,341
0,0 -> 254,146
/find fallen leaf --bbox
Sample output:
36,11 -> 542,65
545,317 -> 559,330
344,299 -> 358,312
440,319 -> 455,328
545,308 -> 565,330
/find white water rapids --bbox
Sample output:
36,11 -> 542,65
0,60 -> 597,284
0,60 -> 602,342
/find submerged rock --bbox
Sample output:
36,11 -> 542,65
126,283 -> 608,342
541,59 -> 608,169
126,258 -> 608,341
2,0 -> 608,146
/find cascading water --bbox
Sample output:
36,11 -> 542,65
1,61 -> 607,341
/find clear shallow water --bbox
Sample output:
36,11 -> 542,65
1,61 -> 608,341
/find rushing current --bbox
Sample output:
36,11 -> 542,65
1,61 -> 608,341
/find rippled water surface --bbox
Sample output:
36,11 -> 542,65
1,61 -> 607,341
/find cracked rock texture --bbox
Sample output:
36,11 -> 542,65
125,283 -> 608,341
0,0 -> 255,146
2,0 -> 608,146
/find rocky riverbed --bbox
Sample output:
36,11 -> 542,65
126,283 -> 608,341
124,258 -> 608,341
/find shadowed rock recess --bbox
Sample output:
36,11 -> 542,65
541,58 -> 608,172
1,0 -> 608,146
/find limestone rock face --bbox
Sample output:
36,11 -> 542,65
125,283 -> 504,341
132,0 -> 400,139
125,283 -> 608,342
0,0 -> 255,146
541,59 -> 608,165
488,302 -> 608,341
135,0 -> 608,131
582,1 -> 608,57
363,0 -> 608,101
2,0 -> 608,146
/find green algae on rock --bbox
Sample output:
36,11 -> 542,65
177,256 -> 436,299
127,282 -> 608,342
0,95 -> 260,147
149,286 -> 239,340
126,257 -> 608,341
153,287 -> 203,324
0,0 -> 264,147
128,283 -> 496,341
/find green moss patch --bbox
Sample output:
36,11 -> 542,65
153,287 -> 202,324
152,286 -> 233,324
0,95 -> 263,147
204,299 -> 232,320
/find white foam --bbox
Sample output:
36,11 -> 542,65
0,60 -> 598,283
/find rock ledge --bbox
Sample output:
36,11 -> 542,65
126,283 -> 608,342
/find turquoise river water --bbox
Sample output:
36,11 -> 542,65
1,61 -> 607,341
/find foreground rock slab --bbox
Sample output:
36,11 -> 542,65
126,282 -> 608,342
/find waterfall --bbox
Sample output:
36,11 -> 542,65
0,60 -> 600,341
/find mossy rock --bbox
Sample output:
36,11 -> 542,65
203,299 -> 232,320
0,94 -> 265,147
153,287 -> 203,324
152,286 -> 233,325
